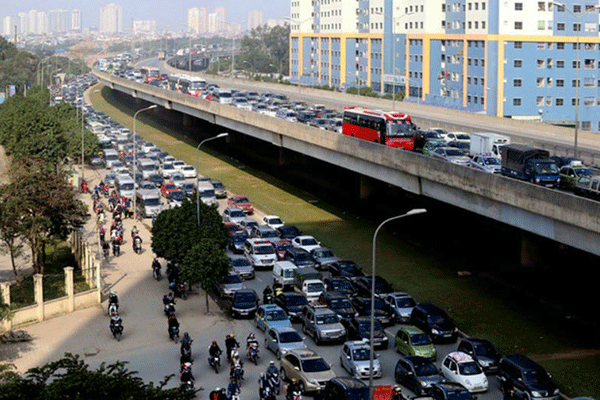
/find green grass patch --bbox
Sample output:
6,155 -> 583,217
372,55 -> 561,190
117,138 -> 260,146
9,241 -> 89,308
91,85 -> 600,398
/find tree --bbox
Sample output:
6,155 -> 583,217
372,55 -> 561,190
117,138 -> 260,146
0,187 -> 25,284
0,353 -> 197,400
4,158 -> 88,274
0,302 -> 12,323
180,239 -> 230,313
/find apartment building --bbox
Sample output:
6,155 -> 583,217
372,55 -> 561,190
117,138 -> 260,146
290,0 -> 600,131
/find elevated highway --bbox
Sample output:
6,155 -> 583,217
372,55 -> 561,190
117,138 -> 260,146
94,70 -> 600,257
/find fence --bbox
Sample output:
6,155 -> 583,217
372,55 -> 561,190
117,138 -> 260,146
1,230 -> 101,332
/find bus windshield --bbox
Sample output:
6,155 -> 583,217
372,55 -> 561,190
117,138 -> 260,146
387,122 -> 414,138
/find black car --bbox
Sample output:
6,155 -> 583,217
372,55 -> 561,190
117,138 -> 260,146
394,356 -> 444,396
430,382 -> 475,400
284,248 -> 316,268
497,354 -> 559,400
328,260 -> 365,278
148,173 -> 164,187
230,289 -> 258,319
447,140 -> 470,153
352,276 -> 395,298
351,296 -> 394,326
410,303 -> 458,343
274,292 -> 309,321
414,130 -> 443,152
318,291 -> 357,319
341,316 -> 388,349
457,337 -> 501,373
322,377 -> 369,400
277,225 -> 302,240
323,277 -> 355,297
297,111 -> 317,124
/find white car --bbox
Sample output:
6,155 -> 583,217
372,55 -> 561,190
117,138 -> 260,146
180,165 -> 197,179
161,163 -> 176,179
291,235 -> 321,252
469,155 -> 501,174
262,215 -> 285,230
171,172 -> 187,188
443,131 -> 471,143
172,160 -> 186,172
441,352 -> 488,393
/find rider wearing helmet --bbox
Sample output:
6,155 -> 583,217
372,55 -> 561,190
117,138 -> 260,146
392,386 -> 405,400
109,312 -> 122,335
108,291 -> 119,311
266,360 -> 278,377
227,378 -> 241,400
225,333 -> 240,363
258,372 -> 268,399
181,332 -> 193,349
210,340 -> 222,357
246,332 -> 259,358
286,378 -> 302,400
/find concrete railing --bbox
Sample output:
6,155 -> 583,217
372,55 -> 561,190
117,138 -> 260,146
0,231 -> 101,332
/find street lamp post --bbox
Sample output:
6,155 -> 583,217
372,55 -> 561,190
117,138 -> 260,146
369,208 -> 427,398
196,133 -> 229,227
132,105 -> 158,220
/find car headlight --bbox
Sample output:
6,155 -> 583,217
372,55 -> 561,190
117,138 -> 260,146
531,391 -> 543,397
431,329 -> 440,335
553,389 -> 560,395
420,381 -> 428,387
308,379 -> 319,385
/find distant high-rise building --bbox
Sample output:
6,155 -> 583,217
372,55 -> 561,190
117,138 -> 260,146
248,10 -> 263,31
37,11 -> 48,35
27,10 -> 37,35
48,10 -> 70,33
2,16 -> 12,36
133,20 -> 156,34
100,3 -> 122,35
71,9 -> 81,31
17,12 -> 27,35
187,8 -> 200,34
208,13 -> 218,34
266,19 -> 285,28
198,8 -> 208,34
215,7 -> 227,32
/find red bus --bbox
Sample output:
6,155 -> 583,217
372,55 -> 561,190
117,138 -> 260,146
342,107 -> 415,150
140,66 -> 160,83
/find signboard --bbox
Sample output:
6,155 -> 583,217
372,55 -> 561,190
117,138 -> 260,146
373,385 -> 392,400
9,85 -> 16,97
383,74 -> 406,84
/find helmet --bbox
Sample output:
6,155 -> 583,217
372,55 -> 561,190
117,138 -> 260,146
212,340 -> 217,345
220,388 -> 226,393
184,332 -> 189,337
291,378 -> 297,383
393,386 -> 402,393
216,388 -> 221,392
270,361 -> 275,366
110,291 -> 116,295
260,373 -> 264,378
249,333 -> 255,339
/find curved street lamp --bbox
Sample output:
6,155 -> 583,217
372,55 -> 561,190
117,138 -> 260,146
132,104 -> 158,219
196,133 -> 229,226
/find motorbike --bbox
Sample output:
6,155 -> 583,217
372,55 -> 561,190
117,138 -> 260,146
266,370 -> 280,395
181,380 -> 194,391
177,282 -> 187,300
231,363 -> 244,385
181,342 -> 192,359
132,237 -> 142,254
111,322 -> 123,341
263,293 -> 273,304
248,343 -> 259,365
169,326 -> 180,343
209,353 -> 221,373
291,391 -> 302,400
164,302 -> 176,317
112,241 -> 120,257
101,185 -> 109,197
263,385 -> 276,400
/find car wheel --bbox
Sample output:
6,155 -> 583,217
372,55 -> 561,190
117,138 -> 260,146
277,350 -> 282,360
299,382 -> 305,393
314,333 -> 321,345
302,324 -> 308,334
280,367 -> 287,382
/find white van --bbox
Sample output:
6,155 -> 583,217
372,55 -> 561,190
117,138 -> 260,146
197,181 -> 217,207
115,175 -> 135,199
272,261 -> 298,289
244,238 -> 277,270
212,88 -> 233,104
102,149 -> 120,169
138,158 -> 159,179
115,135 -> 130,152
135,189 -> 162,218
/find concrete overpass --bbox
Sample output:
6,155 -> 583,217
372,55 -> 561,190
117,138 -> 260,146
94,71 -> 600,257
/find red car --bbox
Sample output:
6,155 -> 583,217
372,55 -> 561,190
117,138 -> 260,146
224,222 -> 240,235
227,195 -> 254,214
160,182 -> 178,197
274,240 -> 293,261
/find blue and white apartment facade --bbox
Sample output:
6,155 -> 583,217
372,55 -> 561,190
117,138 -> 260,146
290,0 -> 600,132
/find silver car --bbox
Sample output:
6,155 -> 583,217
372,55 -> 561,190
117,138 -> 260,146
469,154 -> 501,174
311,247 -> 339,271
216,271 -> 245,298
431,147 -> 471,166
340,341 -> 382,379
230,256 -> 255,280
265,326 -> 308,359
211,180 -> 227,198
385,292 -> 416,323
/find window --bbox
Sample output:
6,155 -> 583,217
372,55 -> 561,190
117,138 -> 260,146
585,96 -> 596,106
557,42 -> 565,50
557,23 -> 565,31
536,96 -> 544,106
572,79 -> 580,87
557,79 -> 564,87
573,4 -> 581,13
557,60 -> 565,68
515,3 -> 523,11
514,41 -> 523,49
537,78 -> 545,87
572,98 -> 580,106
573,60 -> 581,69
538,20 -> 545,30
556,98 -> 564,106
537,59 -> 545,68
514,21 -> 523,30
513,98 -> 522,106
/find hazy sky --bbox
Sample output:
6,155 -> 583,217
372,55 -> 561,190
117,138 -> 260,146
2,0 -> 290,30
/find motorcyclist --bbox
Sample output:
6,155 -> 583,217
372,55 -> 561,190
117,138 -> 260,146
258,372 -> 268,399
266,360 -> 278,378
131,225 -> 139,238
209,340 -> 222,357
181,332 -> 193,353
263,285 -> 273,304
109,312 -> 122,336
246,332 -> 259,359
132,234 -> 142,253
108,291 -> 119,312
227,378 -> 241,400
210,388 -> 223,400
229,352 -> 244,380
286,378 -> 302,400
152,258 -> 161,273
102,240 -> 110,258
225,334 -> 240,363
168,315 -> 180,339
180,361 -> 194,384
162,292 -> 174,306
392,386 -> 407,400
111,236 -> 120,256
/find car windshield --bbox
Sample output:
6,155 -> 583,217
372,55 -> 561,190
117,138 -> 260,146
458,361 -> 482,376
301,238 -> 318,246
395,297 -> 416,308
473,342 -> 498,357
144,198 -> 161,206
330,299 -> 353,309
307,282 -> 325,292
244,221 -> 259,229
280,226 -> 300,236
316,314 -> 339,325
232,259 -> 251,267
523,369 -> 551,384
256,245 -> 275,255
575,168 -> 593,176
357,320 -> 382,332
227,275 -> 243,284
235,293 -> 255,303
170,191 -> 185,201
301,358 -> 330,372
445,149 -> 465,156
262,230 -> 279,238
285,295 -> 308,306
445,389 -> 473,400
295,253 -> 313,261
233,235 -> 247,244
352,348 -> 372,361
534,163 -> 559,174
266,310 -> 287,321
315,250 -> 334,258
410,333 -> 432,346
234,197 -> 250,203
279,331 -> 302,343
277,243 -> 292,252
268,218 -> 283,225
330,280 -> 353,291
414,362 -> 439,377
484,157 -> 501,165
230,210 -> 245,218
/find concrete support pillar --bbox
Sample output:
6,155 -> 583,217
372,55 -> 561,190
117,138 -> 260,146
359,175 -> 374,200
64,267 -> 75,312
96,263 -> 102,304
278,147 -> 291,166
520,232 -> 539,270
182,114 -> 193,127
1,282 -> 11,331
34,274 -> 44,322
